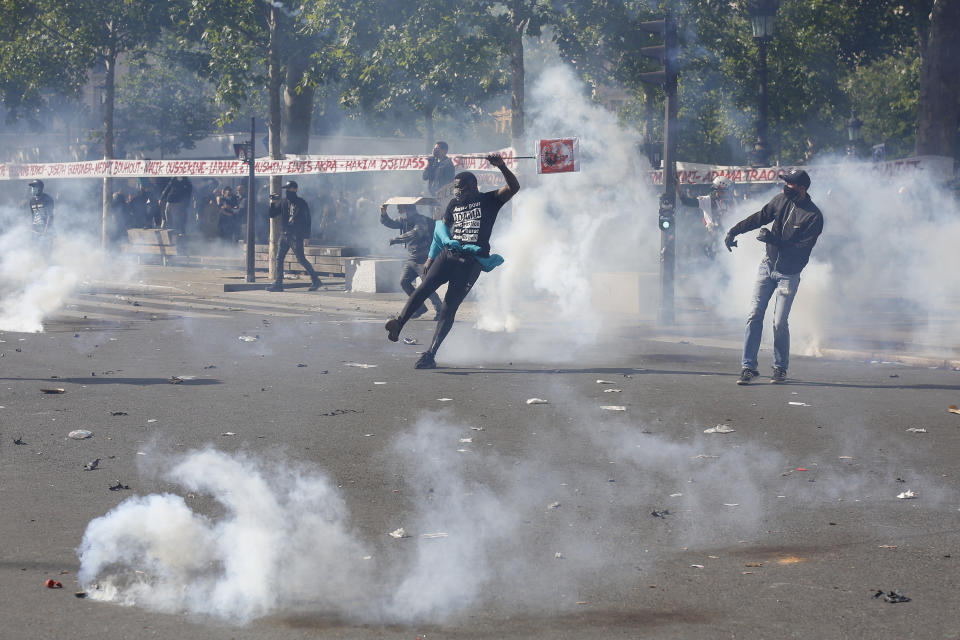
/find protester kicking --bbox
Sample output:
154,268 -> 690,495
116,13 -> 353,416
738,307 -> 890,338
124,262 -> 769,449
384,153 -> 519,368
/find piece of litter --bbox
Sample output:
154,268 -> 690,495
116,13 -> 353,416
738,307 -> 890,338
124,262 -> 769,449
45,579 -> 63,589
555,552 -> 564,559
169,376 -> 183,384
296,363 -> 308,368
839,456 -> 853,459
596,380 -> 615,384
459,437 -> 472,443
40,388 -> 65,394
548,502 -> 561,509
526,398 -> 548,404
221,432 -> 237,436
651,510 -> 670,518
948,405 -> 960,415
437,398 -> 453,402
146,419 -> 157,423
108,480 -> 130,491
402,337 -> 418,345
364,433 -> 374,437
723,503 -> 740,507
344,362 -> 377,368
873,589 -> 911,603
67,430 -> 92,440
693,454 -> 719,459
878,545 -> 898,549
238,335 -> 259,342
703,424 -> 735,434
788,401 -> 810,406
388,528 -> 408,539
456,448 -> 468,453
906,428 -> 927,433
422,532 -> 448,539
136,452 -> 146,456
83,458 -> 100,471
603,388 -> 622,393
690,564 -> 704,569
896,490 -> 916,499
601,405 -> 626,411
374,381 -> 387,385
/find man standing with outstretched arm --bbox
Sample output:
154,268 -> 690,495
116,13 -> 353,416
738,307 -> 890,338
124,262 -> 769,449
724,169 -> 824,385
385,153 -> 519,369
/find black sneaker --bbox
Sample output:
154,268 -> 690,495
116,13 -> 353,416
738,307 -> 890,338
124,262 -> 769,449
384,317 -> 401,342
736,368 -> 760,385
265,283 -> 283,292
770,367 -> 787,384
308,279 -> 321,291
414,351 -> 437,369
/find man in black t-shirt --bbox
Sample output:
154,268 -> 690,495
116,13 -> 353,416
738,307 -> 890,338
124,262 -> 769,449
385,153 -> 519,369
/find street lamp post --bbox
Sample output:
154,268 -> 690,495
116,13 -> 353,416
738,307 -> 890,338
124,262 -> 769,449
846,111 -> 863,157
748,0 -> 777,167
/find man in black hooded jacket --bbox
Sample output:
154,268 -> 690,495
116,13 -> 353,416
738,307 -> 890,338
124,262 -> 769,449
724,169 -> 824,385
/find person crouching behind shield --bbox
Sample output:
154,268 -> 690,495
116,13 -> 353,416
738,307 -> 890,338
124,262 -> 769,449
384,154 -> 520,369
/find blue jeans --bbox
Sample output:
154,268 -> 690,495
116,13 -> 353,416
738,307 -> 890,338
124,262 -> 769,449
742,260 -> 800,372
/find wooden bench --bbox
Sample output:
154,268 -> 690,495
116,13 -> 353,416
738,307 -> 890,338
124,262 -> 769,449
123,228 -> 179,266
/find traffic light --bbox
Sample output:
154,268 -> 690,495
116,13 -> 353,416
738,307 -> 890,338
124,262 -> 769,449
658,194 -> 675,231
638,16 -> 678,87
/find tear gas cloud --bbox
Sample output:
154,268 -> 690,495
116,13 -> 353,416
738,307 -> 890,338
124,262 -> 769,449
77,413 -> 822,624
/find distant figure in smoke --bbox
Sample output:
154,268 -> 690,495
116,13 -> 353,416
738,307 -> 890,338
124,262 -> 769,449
724,169 -> 824,385
28,179 -> 54,249
159,176 -> 193,234
678,176 -> 737,259
380,202 -> 444,320
217,185 -> 241,241
267,180 -> 321,293
385,154 -> 519,369
422,141 -> 455,197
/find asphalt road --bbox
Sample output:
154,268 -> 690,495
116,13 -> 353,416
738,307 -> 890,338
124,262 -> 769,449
2,281 -> 960,640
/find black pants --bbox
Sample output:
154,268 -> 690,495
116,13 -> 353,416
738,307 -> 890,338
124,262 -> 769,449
275,234 -> 320,284
398,249 -> 482,356
400,259 -> 442,315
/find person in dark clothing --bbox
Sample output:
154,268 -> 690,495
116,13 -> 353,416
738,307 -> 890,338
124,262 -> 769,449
28,179 -> 54,251
385,153 -> 519,369
266,180 -> 321,292
422,141 -> 455,196
380,203 -> 443,319
724,169 -> 824,385
217,186 -> 241,241
159,176 -> 193,234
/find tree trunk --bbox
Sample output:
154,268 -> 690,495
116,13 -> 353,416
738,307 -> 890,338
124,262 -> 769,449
268,6 -> 283,281
509,4 -> 525,144
915,0 -> 960,157
281,51 -> 315,156
101,47 -> 116,249
424,107 -> 434,151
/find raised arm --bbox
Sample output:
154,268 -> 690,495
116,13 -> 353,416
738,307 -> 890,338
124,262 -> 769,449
488,153 -> 519,204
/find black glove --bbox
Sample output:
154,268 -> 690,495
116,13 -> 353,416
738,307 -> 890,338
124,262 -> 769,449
756,228 -> 778,245
724,232 -> 738,252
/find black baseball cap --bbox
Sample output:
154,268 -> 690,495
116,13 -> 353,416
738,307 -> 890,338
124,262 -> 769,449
778,169 -> 811,189
282,180 -> 298,190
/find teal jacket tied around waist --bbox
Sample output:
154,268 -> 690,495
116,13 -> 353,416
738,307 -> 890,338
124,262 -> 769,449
428,220 -> 504,272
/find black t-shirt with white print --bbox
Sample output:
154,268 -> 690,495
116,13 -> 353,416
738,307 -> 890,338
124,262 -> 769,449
443,190 -> 504,257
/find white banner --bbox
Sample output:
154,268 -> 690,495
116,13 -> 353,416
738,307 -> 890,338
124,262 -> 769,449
0,148 -> 520,181
650,156 -> 955,186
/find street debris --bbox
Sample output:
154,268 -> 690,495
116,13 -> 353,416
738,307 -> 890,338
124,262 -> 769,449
526,398 -> 549,404
596,380 -> 615,384
703,424 -> 735,434
169,376 -> 183,384
555,552 -> 564,559
723,503 -> 740,507
548,502 -> 561,509
75,592 -> 87,598
297,363 -> 308,367
670,493 -> 683,497
403,337 -> 418,345
905,428 -> 927,433
603,388 -> 622,393
13,436 -> 26,445
693,454 -> 719,459
238,335 -> 259,342
459,437 -> 473,443
949,405 -> 960,415
896,490 -> 916,499
601,405 -> 626,411
423,532 -> 448,539
873,589 -> 911,603
437,398 -> 453,402
44,579 -> 63,589
40,388 -> 65,394
68,430 -> 93,440
690,564 -> 704,569
83,458 -> 100,471
388,528 -> 409,539
108,480 -> 130,491
221,432 -> 237,436
319,408 -> 361,416
788,401 -> 810,406
110,411 -> 128,416
344,362 -> 377,368
651,510 -> 670,518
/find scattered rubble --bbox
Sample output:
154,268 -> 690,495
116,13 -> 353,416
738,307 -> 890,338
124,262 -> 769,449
108,480 -> 130,491
238,335 -> 259,342
68,430 -> 93,440
873,589 -> 911,603
83,458 -> 100,471
388,528 -> 408,539
651,510 -> 670,518
526,398 -> 548,404
40,388 -> 65,394
601,405 -> 626,411
905,428 -> 927,433
896,490 -> 916,499
704,424 -> 735,434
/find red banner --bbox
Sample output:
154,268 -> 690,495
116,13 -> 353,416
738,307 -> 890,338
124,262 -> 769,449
537,138 -> 579,174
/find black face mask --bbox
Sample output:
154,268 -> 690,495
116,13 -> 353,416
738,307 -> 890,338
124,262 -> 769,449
284,190 -> 296,200
783,185 -> 799,199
